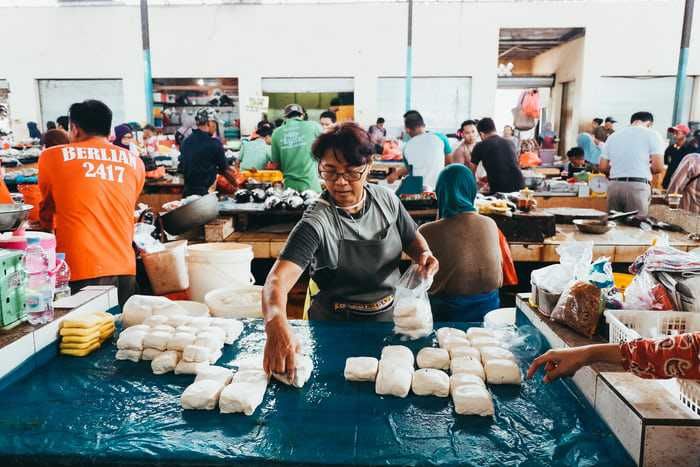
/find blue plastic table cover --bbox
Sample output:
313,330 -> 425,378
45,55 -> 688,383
0,315 -> 634,467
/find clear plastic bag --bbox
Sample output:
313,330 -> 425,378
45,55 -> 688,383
393,265 -> 434,340
624,271 -> 674,310
532,241 -> 594,295
550,280 -> 604,338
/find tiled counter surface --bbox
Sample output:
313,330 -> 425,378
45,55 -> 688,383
516,294 -> 700,466
0,286 -> 119,387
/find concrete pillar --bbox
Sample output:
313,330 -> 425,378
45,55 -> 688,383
237,73 -> 263,136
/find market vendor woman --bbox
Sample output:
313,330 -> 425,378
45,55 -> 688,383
262,122 -> 439,377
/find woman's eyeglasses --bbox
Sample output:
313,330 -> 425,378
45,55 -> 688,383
319,165 -> 368,182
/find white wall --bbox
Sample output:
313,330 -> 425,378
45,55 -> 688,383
1,0 -> 699,137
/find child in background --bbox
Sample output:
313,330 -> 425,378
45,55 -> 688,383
563,147 -> 592,176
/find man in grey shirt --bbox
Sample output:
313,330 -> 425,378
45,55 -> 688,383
599,111 -> 665,216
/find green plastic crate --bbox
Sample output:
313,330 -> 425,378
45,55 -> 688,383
0,250 -> 26,329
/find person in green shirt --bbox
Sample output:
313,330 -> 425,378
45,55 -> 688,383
240,121 -> 273,170
270,103 -> 322,192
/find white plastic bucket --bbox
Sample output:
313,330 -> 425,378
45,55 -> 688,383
142,240 -> 189,295
204,285 -> 263,318
186,243 -> 255,302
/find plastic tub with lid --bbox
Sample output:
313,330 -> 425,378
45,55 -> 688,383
204,285 -> 263,318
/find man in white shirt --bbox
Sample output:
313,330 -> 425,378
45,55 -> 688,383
599,111 -> 665,216
387,111 -> 446,191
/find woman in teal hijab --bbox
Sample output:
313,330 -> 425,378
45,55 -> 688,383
577,133 -> 602,166
419,164 -> 503,322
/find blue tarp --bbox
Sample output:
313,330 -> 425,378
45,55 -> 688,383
0,315 -> 633,466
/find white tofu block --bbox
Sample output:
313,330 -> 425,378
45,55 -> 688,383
234,368 -> 270,384
466,327 -> 496,339
209,350 -> 222,364
187,317 -> 213,331
436,327 -> 467,345
450,356 -> 485,380
195,332 -> 225,353
480,346 -> 516,364
142,331 -> 172,351
166,332 -> 196,352
175,359 -> 210,375
210,318 -> 244,344
452,385 -> 494,416
198,326 -> 226,343
141,348 -> 163,361
152,350 -> 180,375
183,344 -> 212,363
181,379 -> 225,410
449,345 -> 481,361
143,315 -> 169,327
273,354 -> 314,388
120,324 -> 151,335
416,347 -> 450,370
195,365 -> 234,385
439,335 -> 471,352
115,349 -> 141,362
219,381 -> 267,416
116,330 -> 147,350
166,315 -> 192,328
175,325 -> 197,335
484,359 -> 522,385
375,360 -> 413,398
344,357 -> 379,382
380,345 -> 414,368
470,336 -> 501,349
412,368 -> 450,397
450,373 -> 486,393
234,354 -> 265,371
151,324 -> 175,334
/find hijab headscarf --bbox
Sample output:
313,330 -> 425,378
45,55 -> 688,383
435,163 -> 478,219
577,132 -> 601,164
113,124 -> 133,149
27,122 -> 41,140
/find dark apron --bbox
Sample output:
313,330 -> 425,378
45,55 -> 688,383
308,189 -> 402,321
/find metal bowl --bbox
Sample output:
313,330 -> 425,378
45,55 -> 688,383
523,173 -> 546,190
573,219 -> 616,235
0,204 -> 32,231
160,193 -> 219,235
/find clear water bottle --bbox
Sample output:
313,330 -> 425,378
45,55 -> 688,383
23,237 -> 54,325
53,253 -> 71,301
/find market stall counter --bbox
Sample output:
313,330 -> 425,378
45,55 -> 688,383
222,224 -> 700,264
0,315 -> 633,466
515,294 -> 700,466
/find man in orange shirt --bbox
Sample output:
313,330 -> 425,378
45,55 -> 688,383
39,100 -> 145,305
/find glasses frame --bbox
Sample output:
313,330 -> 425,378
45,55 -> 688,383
318,164 -> 369,182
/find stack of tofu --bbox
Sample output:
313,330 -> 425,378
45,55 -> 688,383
59,311 -> 115,357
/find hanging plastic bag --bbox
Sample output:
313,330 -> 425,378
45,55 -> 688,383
550,280 -> 604,338
522,90 -> 541,119
499,230 -> 518,286
393,265 -> 434,340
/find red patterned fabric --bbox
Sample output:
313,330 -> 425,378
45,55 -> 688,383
620,332 -> 700,379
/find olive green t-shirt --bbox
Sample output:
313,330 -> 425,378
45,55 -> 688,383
270,118 -> 322,192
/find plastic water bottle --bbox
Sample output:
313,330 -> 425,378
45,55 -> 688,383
23,237 -> 54,325
53,253 -> 71,301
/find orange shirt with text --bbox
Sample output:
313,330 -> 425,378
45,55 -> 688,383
39,137 -> 145,281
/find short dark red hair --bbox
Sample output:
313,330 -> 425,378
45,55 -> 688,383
311,122 -> 373,167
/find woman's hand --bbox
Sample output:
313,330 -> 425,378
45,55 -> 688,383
417,251 -> 439,279
263,315 -> 300,380
527,347 -> 591,383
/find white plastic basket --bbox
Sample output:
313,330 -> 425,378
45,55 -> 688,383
604,309 -> 700,415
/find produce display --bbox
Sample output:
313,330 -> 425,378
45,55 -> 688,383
231,185 -> 320,211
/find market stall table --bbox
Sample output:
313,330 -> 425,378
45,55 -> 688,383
0,316 -> 632,466
139,175 -> 184,213
515,294 -> 700,466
